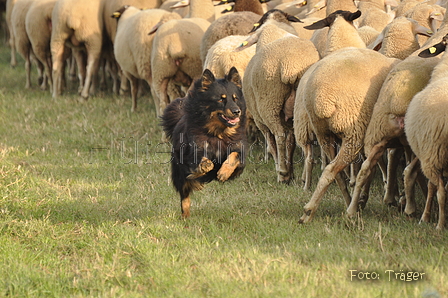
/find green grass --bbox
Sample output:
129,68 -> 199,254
0,43 -> 447,298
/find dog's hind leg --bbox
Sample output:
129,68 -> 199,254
217,152 -> 241,182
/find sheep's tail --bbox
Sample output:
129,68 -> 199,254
160,96 -> 186,140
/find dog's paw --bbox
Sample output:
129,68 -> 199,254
199,157 -> 214,173
187,157 -> 214,179
217,164 -> 234,182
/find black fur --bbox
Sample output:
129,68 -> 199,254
161,67 -> 247,217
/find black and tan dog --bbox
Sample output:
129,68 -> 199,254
161,67 -> 247,218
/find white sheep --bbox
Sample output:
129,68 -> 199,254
241,9 -> 320,183
150,0 -> 214,117
113,6 -> 181,112
306,10 -> 365,58
11,0 -> 44,89
199,0 -> 265,64
357,0 -> 396,32
50,0 -> 105,100
348,6 -> 448,217
403,1 -> 445,45
297,48 -> 400,223
404,34 -> 448,230
25,0 -> 58,91
203,34 -> 256,79
369,16 -> 434,60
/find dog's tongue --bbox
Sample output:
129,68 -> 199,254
225,116 -> 240,124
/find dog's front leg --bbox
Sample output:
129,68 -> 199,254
187,156 -> 214,179
217,152 -> 240,182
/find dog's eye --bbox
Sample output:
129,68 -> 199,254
233,94 -> 238,102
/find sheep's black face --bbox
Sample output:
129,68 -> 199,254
186,68 -> 246,136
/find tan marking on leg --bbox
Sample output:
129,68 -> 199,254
181,196 -> 191,218
217,152 -> 240,182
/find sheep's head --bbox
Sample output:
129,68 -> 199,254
419,34 -> 448,58
111,5 -> 130,20
248,9 -> 302,33
304,10 -> 361,30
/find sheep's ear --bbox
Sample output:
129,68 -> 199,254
343,10 -> 362,22
170,0 -> 189,9
226,67 -> 242,89
286,14 -> 303,23
234,33 -> 259,51
369,31 -> 384,51
303,16 -> 332,30
419,42 -> 446,58
221,5 -> 234,14
201,69 -> 215,90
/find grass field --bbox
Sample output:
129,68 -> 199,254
0,42 -> 447,298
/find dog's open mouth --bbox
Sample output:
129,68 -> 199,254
219,114 -> 240,127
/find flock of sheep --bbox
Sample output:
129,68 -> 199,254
4,0 -> 448,229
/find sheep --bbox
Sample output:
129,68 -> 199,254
240,9 -> 320,183
403,2 -> 445,45
103,0 -> 162,45
150,0 -> 214,118
297,47 -> 399,223
25,0 -> 58,91
348,5 -> 448,217
6,0 -> 17,67
203,34 -> 256,79
50,0 -> 105,100
307,9 -> 365,58
112,6 -> 181,112
368,16 -> 434,60
200,0 -> 265,64
357,25 -> 381,46
11,0 -> 45,89
404,34 -> 448,230
357,0 -> 396,32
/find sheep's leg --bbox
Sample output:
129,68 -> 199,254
350,161 -> 361,187
436,176 -> 446,230
403,156 -> 420,216
8,28 -> 17,68
80,46 -> 101,100
302,143 -> 314,191
347,139 -> 388,216
383,148 -> 402,206
420,181 -> 436,224
45,55 -> 53,90
275,132 -> 290,183
127,74 -> 139,112
377,154 -> 388,184
51,39 -> 66,98
24,52 -> 31,89
287,131 -> 296,182
299,137 -> 355,223
73,49 -> 87,94
156,78 -> 170,118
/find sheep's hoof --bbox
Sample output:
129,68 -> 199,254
77,96 -> 88,103
298,209 -> 313,224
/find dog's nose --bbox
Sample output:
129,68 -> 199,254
232,108 -> 241,116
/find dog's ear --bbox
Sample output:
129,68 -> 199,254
201,69 -> 215,91
226,67 -> 242,89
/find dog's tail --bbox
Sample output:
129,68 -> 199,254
160,96 -> 186,140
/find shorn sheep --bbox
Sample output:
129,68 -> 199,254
297,48 -> 399,223
11,0 -> 44,89
199,0 -> 265,64
405,34 -> 448,230
240,9 -> 320,183
348,7 -> 448,217
50,0 -> 105,100
25,0 -> 58,91
150,0 -> 214,118
112,5 -> 181,112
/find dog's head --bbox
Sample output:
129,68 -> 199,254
186,67 -> 246,138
